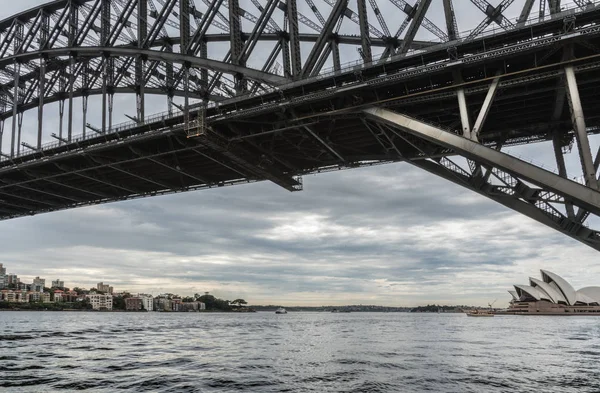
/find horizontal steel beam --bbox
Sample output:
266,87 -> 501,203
0,47 -> 289,85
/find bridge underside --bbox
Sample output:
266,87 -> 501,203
2,1 -> 600,251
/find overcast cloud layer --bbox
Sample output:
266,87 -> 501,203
1,1 -> 599,307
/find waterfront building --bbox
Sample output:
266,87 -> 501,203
171,298 -> 182,312
140,295 -> 153,311
154,297 -> 172,311
64,291 -> 79,302
0,264 -> 5,289
1,290 -> 29,303
29,292 -> 42,302
16,290 -> 29,303
180,302 -> 205,312
501,270 -> 600,315
96,282 -> 114,294
7,274 -> 19,287
86,294 -> 113,310
53,290 -> 64,302
31,277 -> 45,292
0,290 -> 11,301
51,279 -> 64,289
125,297 -> 143,311
42,293 -> 51,303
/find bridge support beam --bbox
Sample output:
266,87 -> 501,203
363,107 -> 600,250
456,88 -> 471,139
564,65 -> 598,190
471,73 -> 501,140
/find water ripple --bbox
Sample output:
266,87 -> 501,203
0,312 -> 599,392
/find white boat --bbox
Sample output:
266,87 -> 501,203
275,307 -> 287,314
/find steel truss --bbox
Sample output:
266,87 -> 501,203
1,1 -> 600,252
362,107 -> 600,251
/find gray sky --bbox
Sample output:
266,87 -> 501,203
0,1 -> 598,307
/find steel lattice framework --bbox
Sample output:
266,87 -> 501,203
1,0 -> 600,251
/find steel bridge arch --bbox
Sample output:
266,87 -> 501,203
2,0 -> 600,253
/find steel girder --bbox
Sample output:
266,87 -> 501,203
363,107 -> 600,251
0,1 -> 599,233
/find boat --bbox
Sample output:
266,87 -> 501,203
466,309 -> 494,317
467,299 -> 497,317
275,307 -> 287,314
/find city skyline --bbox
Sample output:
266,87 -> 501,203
1,1 -> 599,307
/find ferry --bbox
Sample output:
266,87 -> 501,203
275,307 -> 287,314
466,310 -> 494,317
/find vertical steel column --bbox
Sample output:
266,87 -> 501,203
443,0 -> 459,41
229,0 -> 245,93
357,0 -> 372,63
180,0 -> 190,52
181,0 -> 190,125
200,40 -> 208,89
102,59 -> 107,133
10,20 -> 24,157
58,99 -> 65,144
286,0 -> 301,78
565,65 -> 597,189
38,59 -> 45,149
0,119 -> 4,155
11,61 -> 19,158
16,113 -> 23,156
82,60 -> 89,139
38,12 -> 49,148
331,39 -> 341,71
166,41 -> 174,114
82,95 -> 88,139
101,0 -> 110,133
40,11 -> 49,48
549,0 -> 561,15
457,89 -> 471,138
108,93 -> 113,130
281,36 -> 291,78
539,0 -> 547,19
137,0 -> 147,122
67,1 -> 77,141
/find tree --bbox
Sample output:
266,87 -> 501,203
231,299 -> 247,307
113,296 -> 126,310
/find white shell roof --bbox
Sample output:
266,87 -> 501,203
514,284 -> 545,301
577,287 -> 600,304
529,277 -> 567,304
541,270 -> 577,305
575,292 -> 598,305
508,290 -> 518,301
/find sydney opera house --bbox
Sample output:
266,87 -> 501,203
502,270 -> 600,315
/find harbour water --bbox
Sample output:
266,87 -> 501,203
1,311 -> 599,392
